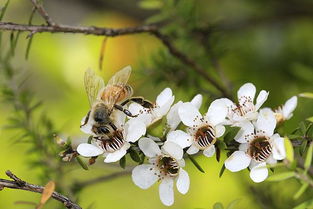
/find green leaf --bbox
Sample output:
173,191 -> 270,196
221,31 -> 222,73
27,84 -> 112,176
300,140 -> 308,156
213,202 -> 224,209
284,137 -> 294,162
138,0 -> 163,10
25,36 -> 34,60
307,117 -> 313,123
267,171 -> 295,181
304,143 -> 313,171
219,164 -> 226,178
119,156 -> 126,169
76,157 -> 88,170
299,92 -> 313,99
188,155 -> 205,173
129,149 -> 141,163
87,136 -> 93,144
293,183 -> 309,200
0,0 -> 10,21
223,127 -> 241,143
288,134 -> 302,140
293,198 -> 313,209
227,199 -> 240,209
299,122 -> 306,135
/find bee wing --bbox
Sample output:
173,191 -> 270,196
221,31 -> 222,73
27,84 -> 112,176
107,65 -> 132,86
102,66 -> 132,109
84,69 -> 105,107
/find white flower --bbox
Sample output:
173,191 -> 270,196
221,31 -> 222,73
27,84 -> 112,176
166,94 -> 202,131
224,108 -> 286,183
128,88 -> 175,127
77,111 -> 146,163
221,83 -> 269,126
273,96 -> 297,123
167,99 -> 227,158
132,137 -> 189,206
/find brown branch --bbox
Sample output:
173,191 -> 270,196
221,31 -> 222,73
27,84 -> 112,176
0,21 -> 231,98
0,170 -> 82,209
151,31 -> 231,98
29,0 -> 56,26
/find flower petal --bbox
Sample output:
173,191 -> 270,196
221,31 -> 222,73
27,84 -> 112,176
255,90 -> 269,110
272,134 -> 286,160
128,103 -> 152,126
178,102 -> 202,127
266,155 -> 277,165
132,164 -> 158,189
162,141 -> 183,160
166,101 -> 183,130
80,116 -> 94,135
77,143 -> 103,157
215,125 -> 226,138
237,83 -> 256,104
104,143 -> 129,163
224,151 -> 251,172
154,96 -> 175,119
190,94 -> 203,110
249,162 -> 268,183
156,88 -> 173,107
167,130 -> 192,148
283,96 -> 297,119
186,144 -> 199,155
124,118 -> 146,142
256,108 -> 276,136
176,168 -> 189,194
234,121 -> 254,143
206,99 -> 228,126
138,137 -> 161,157
159,178 -> 174,206
203,145 -> 216,158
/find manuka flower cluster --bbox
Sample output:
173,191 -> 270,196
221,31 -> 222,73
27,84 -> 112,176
71,66 -> 297,206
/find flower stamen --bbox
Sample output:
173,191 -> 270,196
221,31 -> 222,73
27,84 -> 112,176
194,125 -> 216,150
157,155 -> 180,177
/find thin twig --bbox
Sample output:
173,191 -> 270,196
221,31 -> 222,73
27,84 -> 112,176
0,21 -> 231,97
0,170 -> 82,209
29,0 -> 56,26
74,170 -> 131,188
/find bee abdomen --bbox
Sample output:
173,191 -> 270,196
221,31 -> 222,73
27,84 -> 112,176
97,131 -> 125,153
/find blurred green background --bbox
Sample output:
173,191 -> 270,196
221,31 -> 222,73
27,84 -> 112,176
0,0 -> 313,208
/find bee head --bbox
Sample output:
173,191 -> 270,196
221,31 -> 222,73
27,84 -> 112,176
93,105 -> 111,124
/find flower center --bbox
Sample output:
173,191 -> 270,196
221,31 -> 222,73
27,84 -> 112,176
157,155 -> 180,177
95,131 -> 125,153
248,136 -> 272,162
194,125 -> 216,150
233,96 -> 254,116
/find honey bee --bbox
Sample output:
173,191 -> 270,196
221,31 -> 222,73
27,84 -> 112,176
81,66 -> 153,135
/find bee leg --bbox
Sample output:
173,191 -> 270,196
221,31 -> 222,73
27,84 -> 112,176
109,122 -> 118,131
114,104 -> 137,117
80,110 -> 91,128
121,97 -> 154,108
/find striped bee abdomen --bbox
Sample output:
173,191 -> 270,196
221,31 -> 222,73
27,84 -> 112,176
194,125 -> 216,150
96,131 -> 125,153
248,137 -> 272,162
